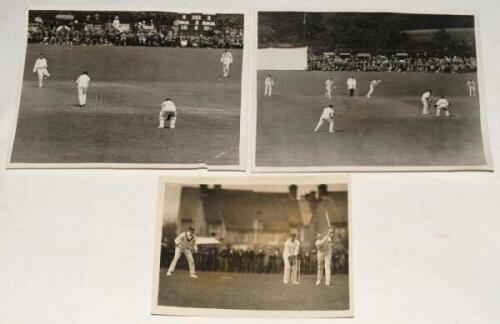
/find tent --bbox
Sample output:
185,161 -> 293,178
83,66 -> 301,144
196,237 -> 220,245
55,14 -> 75,21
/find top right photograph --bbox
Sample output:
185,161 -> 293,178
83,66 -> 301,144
255,11 -> 493,171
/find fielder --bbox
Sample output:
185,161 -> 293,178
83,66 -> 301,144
264,74 -> 274,96
282,233 -> 300,284
220,49 -> 233,77
166,226 -> 199,278
347,76 -> 357,97
366,79 -> 382,98
314,105 -> 335,133
158,98 -> 177,129
466,80 -> 476,97
421,89 -> 432,115
33,53 -> 50,88
75,71 -> 91,107
315,228 -> 334,286
324,77 -> 335,99
434,96 -> 452,117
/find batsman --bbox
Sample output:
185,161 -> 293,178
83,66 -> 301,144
316,212 -> 334,286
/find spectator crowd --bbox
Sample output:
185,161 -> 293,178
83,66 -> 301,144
27,14 -> 243,48
308,53 -> 477,73
160,245 -> 349,276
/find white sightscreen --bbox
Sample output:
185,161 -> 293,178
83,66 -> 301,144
257,47 -> 308,70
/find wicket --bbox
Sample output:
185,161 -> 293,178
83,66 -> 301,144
94,93 -> 103,112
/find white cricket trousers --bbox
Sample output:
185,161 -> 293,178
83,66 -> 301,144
222,63 -> 230,77
168,247 -> 195,274
436,106 -> 450,117
422,99 -> 429,115
78,86 -> 88,106
265,85 -> 272,96
317,252 -> 332,284
366,86 -> 374,98
36,69 -> 50,87
325,88 -> 332,98
314,117 -> 334,132
283,256 -> 292,283
159,111 -> 176,128
469,86 -> 476,97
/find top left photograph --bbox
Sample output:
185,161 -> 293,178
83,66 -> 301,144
8,9 -> 247,169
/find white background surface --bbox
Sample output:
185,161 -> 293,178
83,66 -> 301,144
1,1 -> 500,323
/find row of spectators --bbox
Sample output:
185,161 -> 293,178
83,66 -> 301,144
27,17 -> 243,48
160,246 -> 349,275
308,53 -> 477,73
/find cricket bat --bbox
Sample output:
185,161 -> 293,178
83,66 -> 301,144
325,210 -> 332,228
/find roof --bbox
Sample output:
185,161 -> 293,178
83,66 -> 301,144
202,188 -> 302,232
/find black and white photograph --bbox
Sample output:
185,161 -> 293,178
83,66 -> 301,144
8,9 -> 246,168
152,176 -> 352,317
255,11 -> 492,171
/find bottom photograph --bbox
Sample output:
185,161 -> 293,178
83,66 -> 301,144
151,176 -> 352,317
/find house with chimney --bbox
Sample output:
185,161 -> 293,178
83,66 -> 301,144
174,184 -> 348,250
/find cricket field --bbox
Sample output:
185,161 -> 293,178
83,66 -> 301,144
157,269 -> 350,311
11,44 -> 242,165
256,70 -> 486,167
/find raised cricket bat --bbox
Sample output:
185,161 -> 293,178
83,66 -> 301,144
325,210 -> 332,228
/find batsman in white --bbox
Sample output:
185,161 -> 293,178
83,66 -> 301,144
264,74 -> 274,96
466,79 -> 476,97
32,53 -> 50,88
76,71 -> 91,107
346,76 -> 357,97
158,98 -> 177,129
314,104 -> 335,133
434,96 -> 452,117
220,49 -> 233,77
166,226 -> 198,278
324,77 -> 335,99
315,228 -> 334,286
421,89 -> 432,115
366,79 -> 382,98
282,233 -> 300,284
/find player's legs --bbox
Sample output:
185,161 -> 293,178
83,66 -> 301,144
325,255 -> 332,285
265,85 -> 269,96
77,87 -> 84,106
283,257 -> 291,284
82,87 -> 87,106
158,111 -> 165,128
167,247 -> 182,275
37,70 -> 44,87
269,86 -> 272,96
223,63 -> 229,77
314,118 -> 325,132
316,253 -> 325,284
169,111 -> 177,129
43,68 -> 50,78
367,86 -> 373,98
444,108 -> 450,117
472,87 -> 476,97
422,100 -> 429,115
328,119 -> 335,133
436,106 -> 441,117
183,250 -> 197,277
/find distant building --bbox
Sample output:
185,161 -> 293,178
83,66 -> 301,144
172,13 -> 216,37
174,185 -> 348,250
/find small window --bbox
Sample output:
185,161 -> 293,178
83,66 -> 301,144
194,26 -> 198,30
181,25 -> 188,30
182,15 -> 186,20
207,16 -> 211,21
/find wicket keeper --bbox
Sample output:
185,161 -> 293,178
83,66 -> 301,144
158,98 -> 177,129
282,233 -> 300,284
